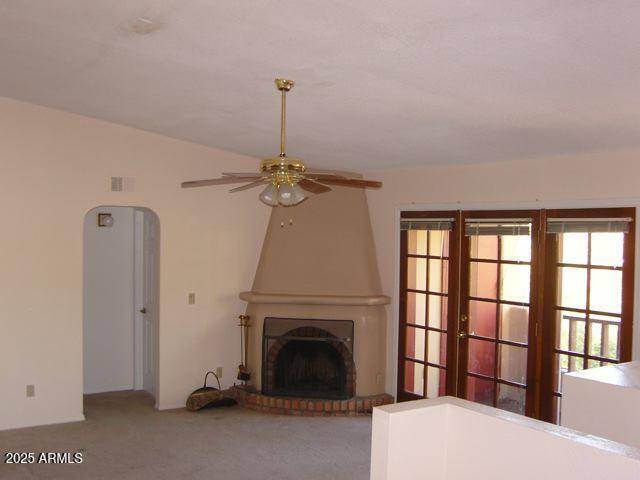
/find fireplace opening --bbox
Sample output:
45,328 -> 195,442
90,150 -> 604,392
274,340 -> 346,398
262,318 -> 355,399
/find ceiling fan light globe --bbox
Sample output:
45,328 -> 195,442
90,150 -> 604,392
259,183 -> 278,206
278,183 -> 296,206
291,184 -> 307,205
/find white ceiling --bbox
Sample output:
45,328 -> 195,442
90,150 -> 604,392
1,1 -> 639,170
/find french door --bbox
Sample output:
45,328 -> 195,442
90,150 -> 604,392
398,208 -> 635,421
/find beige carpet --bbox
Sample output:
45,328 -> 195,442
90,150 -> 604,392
0,390 -> 372,480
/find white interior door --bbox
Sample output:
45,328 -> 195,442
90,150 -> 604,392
142,210 -> 158,396
134,209 -> 158,397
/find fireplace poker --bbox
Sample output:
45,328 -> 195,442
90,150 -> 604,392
237,315 -> 251,382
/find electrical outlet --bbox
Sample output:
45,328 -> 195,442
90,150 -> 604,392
188,293 -> 195,305
215,367 -> 223,378
375,373 -> 382,385
26,384 -> 35,398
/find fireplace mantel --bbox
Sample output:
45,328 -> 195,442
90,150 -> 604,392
240,291 -> 390,306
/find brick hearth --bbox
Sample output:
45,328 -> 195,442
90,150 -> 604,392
229,385 -> 394,416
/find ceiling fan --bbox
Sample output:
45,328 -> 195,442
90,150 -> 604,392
181,78 -> 382,206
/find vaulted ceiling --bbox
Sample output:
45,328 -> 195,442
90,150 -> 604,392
1,1 -> 639,169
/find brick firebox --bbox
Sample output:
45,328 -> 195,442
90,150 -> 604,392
263,325 -> 356,399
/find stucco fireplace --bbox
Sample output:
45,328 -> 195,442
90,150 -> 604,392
233,185 -> 392,415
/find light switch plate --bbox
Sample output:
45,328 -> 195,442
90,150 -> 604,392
188,293 -> 195,304
26,384 -> 35,397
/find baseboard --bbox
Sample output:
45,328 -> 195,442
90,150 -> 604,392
156,400 -> 185,411
0,414 -> 86,432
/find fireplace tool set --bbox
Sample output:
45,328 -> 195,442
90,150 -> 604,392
237,314 -> 252,382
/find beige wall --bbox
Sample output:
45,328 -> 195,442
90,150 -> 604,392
365,149 -> 640,394
0,97 -> 269,430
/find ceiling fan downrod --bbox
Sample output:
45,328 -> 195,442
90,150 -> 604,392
275,78 -> 294,159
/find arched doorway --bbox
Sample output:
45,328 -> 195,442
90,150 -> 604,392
83,206 -> 160,403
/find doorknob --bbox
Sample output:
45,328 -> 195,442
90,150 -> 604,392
139,308 -> 147,314
458,330 -> 476,338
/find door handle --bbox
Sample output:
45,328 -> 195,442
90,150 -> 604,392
139,308 -> 147,314
458,330 -> 476,338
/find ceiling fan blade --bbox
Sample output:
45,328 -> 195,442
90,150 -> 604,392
314,178 -> 382,189
304,173 -> 355,181
181,177 -> 262,188
298,178 -> 332,194
222,172 -> 265,178
304,168 -> 358,177
229,179 -> 269,192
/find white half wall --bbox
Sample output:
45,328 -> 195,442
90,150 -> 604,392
83,207 -> 135,394
371,397 -> 640,480
562,361 -> 640,448
0,97 -> 269,430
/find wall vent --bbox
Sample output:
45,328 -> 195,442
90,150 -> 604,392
109,177 -> 135,192
110,177 -> 123,192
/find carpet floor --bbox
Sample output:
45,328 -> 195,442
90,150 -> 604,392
0,390 -> 372,480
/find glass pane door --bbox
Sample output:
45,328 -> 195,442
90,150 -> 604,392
542,209 -> 635,424
398,207 -> 634,422
398,214 -> 455,401
457,213 -> 538,416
